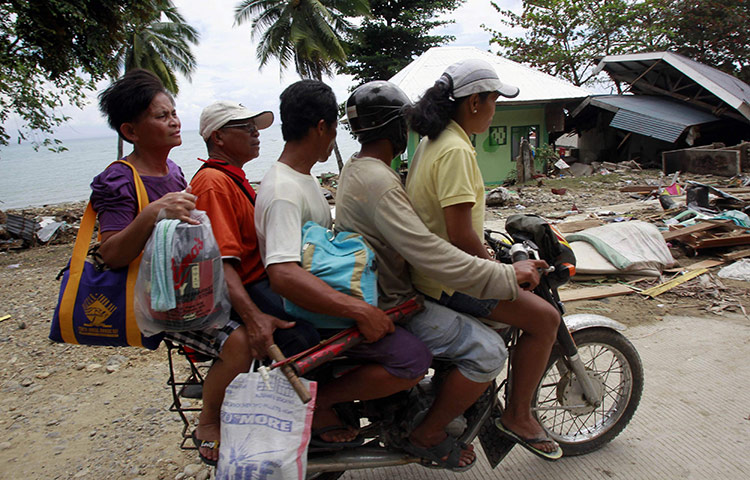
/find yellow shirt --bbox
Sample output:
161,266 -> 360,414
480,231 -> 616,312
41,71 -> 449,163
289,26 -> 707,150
406,120 -> 486,299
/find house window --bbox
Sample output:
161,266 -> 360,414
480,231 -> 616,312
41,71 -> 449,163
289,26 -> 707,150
489,126 -> 507,146
511,125 -> 540,160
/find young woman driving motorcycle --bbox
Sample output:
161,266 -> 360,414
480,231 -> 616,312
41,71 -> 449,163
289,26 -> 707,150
405,58 -> 562,459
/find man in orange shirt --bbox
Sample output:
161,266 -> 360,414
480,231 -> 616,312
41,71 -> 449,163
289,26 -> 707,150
178,101 -> 318,465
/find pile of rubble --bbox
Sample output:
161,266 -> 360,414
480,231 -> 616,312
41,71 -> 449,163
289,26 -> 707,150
485,160 -> 750,317
0,202 -> 86,251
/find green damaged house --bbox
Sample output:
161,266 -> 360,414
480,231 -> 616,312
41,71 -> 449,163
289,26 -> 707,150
389,46 -> 591,184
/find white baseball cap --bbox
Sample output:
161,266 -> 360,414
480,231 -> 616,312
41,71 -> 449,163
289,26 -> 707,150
199,100 -> 274,140
443,58 -> 519,99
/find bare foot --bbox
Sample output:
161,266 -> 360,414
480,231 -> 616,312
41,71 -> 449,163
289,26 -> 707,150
312,406 -> 358,443
195,423 -> 220,463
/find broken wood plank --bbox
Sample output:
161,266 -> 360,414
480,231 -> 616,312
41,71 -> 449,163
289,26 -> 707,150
695,234 -> 750,249
721,248 -> 750,261
559,284 -> 636,302
662,219 -> 733,241
664,259 -> 724,273
557,219 -> 604,234
640,268 -> 708,298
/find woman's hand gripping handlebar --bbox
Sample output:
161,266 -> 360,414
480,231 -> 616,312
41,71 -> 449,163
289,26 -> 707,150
510,241 -> 554,290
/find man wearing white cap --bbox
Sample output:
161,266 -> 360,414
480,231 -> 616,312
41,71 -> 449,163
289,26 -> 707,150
177,101 -> 319,466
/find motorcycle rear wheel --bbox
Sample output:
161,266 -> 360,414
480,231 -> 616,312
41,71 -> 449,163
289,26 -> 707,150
533,327 -> 643,456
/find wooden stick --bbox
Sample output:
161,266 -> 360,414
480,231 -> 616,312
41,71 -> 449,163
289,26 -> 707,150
267,344 -> 312,404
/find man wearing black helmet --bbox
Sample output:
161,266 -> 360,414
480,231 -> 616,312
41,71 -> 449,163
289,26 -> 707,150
336,81 -> 555,469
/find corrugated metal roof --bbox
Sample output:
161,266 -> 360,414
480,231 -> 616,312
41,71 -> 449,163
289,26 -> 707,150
590,95 -> 719,142
389,46 -> 592,104
6,214 -> 38,242
595,52 -> 750,122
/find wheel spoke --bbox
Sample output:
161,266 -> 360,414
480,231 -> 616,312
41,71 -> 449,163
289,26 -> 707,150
532,331 -> 641,450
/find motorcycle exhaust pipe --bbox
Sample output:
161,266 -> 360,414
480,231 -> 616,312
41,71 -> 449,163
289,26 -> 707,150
307,448 -> 421,473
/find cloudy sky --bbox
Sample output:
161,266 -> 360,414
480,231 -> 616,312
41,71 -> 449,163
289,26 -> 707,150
14,0 -> 523,140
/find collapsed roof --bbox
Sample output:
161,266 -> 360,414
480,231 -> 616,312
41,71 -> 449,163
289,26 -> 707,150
594,52 -> 750,124
572,95 -> 719,143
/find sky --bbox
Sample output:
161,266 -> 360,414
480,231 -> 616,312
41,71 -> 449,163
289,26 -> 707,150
5,0 -> 522,141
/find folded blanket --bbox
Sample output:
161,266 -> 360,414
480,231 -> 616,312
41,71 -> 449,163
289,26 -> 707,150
566,221 -> 674,273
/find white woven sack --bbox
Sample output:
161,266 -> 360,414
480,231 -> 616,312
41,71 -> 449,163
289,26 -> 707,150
217,368 -> 317,480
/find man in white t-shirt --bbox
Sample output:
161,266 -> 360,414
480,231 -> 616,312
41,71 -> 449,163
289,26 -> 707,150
255,80 -> 431,445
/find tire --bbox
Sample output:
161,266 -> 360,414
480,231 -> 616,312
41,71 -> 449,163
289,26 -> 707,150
532,327 -> 643,456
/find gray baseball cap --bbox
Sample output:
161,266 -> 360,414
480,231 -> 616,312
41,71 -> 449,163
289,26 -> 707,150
443,58 -> 519,99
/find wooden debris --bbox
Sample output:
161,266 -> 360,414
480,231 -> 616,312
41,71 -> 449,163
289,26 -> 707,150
664,259 -> 724,273
640,268 -> 708,298
692,233 -> 750,249
0,314 -> 10,322
557,219 -> 604,234
662,219 -> 733,241
721,248 -> 750,261
559,284 -> 636,302
662,219 -> 750,250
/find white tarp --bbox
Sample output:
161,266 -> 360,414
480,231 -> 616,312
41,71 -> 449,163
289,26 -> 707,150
567,221 -> 675,277
718,259 -> 750,282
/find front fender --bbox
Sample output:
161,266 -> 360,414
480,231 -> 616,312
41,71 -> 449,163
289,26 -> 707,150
562,313 -> 626,333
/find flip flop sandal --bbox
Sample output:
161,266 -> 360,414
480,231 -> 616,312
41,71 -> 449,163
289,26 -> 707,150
310,425 -> 364,448
402,436 -> 476,472
191,430 -> 219,467
495,419 -> 563,461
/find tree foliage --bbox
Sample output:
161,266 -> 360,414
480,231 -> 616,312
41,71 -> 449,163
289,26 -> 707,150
113,0 -> 199,158
485,1 -> 749,88
234,0 -> 372,172
669,0 -> 750,84
234,0 -> 371,80
0,1 -> 163,151
343,0 -> 465,86
484,0 -> 672,87
115,0 -> 200,94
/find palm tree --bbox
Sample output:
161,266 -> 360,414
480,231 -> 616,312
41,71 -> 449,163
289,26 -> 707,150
113,0 -> 200,157
234,0 -> 371,171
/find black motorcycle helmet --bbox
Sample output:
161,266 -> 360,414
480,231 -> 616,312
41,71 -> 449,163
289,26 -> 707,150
346,81 -> 411,156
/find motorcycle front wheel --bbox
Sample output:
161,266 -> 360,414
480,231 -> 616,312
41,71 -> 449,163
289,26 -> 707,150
533,327 -> 643,456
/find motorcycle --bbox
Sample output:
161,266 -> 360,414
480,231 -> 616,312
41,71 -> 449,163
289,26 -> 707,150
264,223 -> 645,479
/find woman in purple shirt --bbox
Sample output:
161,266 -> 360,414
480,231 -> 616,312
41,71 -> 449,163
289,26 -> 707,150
90,69 -> 197,268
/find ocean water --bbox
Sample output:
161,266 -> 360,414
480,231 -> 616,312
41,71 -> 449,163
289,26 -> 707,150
0,124 -> 360,209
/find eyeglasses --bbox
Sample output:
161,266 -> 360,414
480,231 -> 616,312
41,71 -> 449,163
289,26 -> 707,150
222,122 -> 258,133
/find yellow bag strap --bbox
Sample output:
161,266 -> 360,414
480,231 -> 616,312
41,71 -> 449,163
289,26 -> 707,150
59,160 -> 150,346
